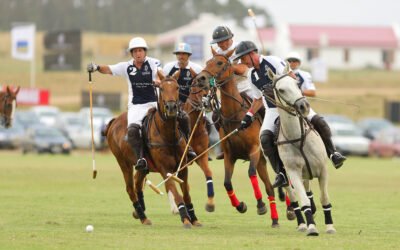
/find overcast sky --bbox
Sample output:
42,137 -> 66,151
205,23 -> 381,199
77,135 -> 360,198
240,0 -> 400,27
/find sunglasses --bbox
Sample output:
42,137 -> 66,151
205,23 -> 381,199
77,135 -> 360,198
287,59 -> 300,63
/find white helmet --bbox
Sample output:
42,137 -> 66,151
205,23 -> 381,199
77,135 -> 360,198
286,51 -> 302,63
127,37 -> 148,52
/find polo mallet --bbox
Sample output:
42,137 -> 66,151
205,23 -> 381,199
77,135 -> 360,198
248,8 -> 265,54
156,128 -> 240,189
88,72 -> 97,179
170,108 -> 204,183
146,179 -> 163,195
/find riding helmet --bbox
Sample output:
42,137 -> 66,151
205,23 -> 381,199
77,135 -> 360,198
127,37 -> 148,52
173,43 -> 192,55
232,41 -> 258,61
210,26 -> 234,44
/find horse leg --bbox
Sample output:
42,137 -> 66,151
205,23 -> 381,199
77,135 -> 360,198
196,155 -> 215,212
318,169 -> 336,234
178,168 -> 202,227
256,155 -> 279,227
248,151 -> 266,215
303,180 -> 317,215
133,171 -> 152,225
284,185 -> 306,231
223,158 -> 247,213
287,169 -> 319,236
163,172 -> 191,228
166,187 -> 179,215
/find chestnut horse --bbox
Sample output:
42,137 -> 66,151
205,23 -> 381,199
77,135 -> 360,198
0,86 -> 20,128
176,68 -> 216,212
194,49 -> 279,227
103,76 -> 200,228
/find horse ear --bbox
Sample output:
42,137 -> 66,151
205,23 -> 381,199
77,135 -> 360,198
15,86 -> 20,95
189,67 -> 197,78
172,69 -> 181,80
226,48 -> 235,58
267,68 -> 275,80
157,69 -> 165,81
6,85 -> 11,94
232,63 -> 248,75
211,46 -> 217,56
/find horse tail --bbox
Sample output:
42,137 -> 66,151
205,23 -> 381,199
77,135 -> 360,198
102,118 -> 116,137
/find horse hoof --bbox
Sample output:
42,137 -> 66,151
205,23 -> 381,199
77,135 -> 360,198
257,204 -> 267,215
271,219 -> 280,228
326,224 -> 336,234
132,211 -> 139,219
306,224 -> 319,236
141,219 -> 152,225
183,219 -> 192,229
205,203 -> 215,213
297,223 -> 307,232
236,202 -> 247,213
192,220 -> 203,227
286,209 -> 296,221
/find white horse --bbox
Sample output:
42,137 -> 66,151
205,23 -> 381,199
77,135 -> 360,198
267,65 -> 336,236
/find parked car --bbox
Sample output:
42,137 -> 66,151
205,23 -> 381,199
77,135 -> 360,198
369,128 -> 400,157
0,122 -> 25,149
323,114 -> 355,126
330,123 -> 370,156
21,126 -> 71,154
68,121 -> 105,150
357,117 -> 395,140
14,110 -> 42,130
78,107 -> 113,128
54,112 -> 84,146
30,106 -> 60,127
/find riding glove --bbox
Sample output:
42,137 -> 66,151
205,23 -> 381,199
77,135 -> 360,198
87,62 -> 99,73
240,111 -> 254,130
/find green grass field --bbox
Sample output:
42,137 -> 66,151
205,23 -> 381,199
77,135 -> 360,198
0,151 -> 399,249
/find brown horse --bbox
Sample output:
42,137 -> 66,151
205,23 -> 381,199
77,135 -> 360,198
103,76 -> 200,228
0,86 -> 20,128
172,68 -> 216,212
194,48 -> 279,227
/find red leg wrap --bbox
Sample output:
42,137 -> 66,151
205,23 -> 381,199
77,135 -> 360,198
268,196 -> 279,219
285,194 -> 291,207
227,190 -> 240,207
250,175 -> 262,200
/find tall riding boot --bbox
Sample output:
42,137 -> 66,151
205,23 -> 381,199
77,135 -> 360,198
311,115 -> 346,169
127,124 -> 148,174
212,111 -> 224,160
260,130 -> 288,188
178,111 -> 197,161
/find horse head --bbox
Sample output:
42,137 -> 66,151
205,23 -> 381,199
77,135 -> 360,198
267,64 -> 310,117
0,86 -> 20,128
158,76 -> 179,119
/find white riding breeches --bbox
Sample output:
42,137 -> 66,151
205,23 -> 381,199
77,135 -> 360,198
127,102 -> 157,127
260,107 -> 279,134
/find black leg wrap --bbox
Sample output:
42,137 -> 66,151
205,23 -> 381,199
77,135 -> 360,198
291,201 -> 305,225
178,203 -> 190,222
302,205 -> 315,226
137,191 -> 145,211
323,204 -> 333,225
306,191 -> 316,215
257,199 -> 266,209
133,201 -> 146,220
224,182 -> 233,192
186,203 -> 198,223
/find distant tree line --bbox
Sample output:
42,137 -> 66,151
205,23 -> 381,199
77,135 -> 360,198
0,0 -> 272,33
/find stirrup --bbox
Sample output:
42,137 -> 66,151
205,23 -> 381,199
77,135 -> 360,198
135,158 -> 149,174
330,152 -> 346,169
272,172 -> 288,188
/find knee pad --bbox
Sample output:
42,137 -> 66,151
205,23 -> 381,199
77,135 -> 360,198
260,130 -> 274,149
128,124 -> 141,138
311,115 -> 332,138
